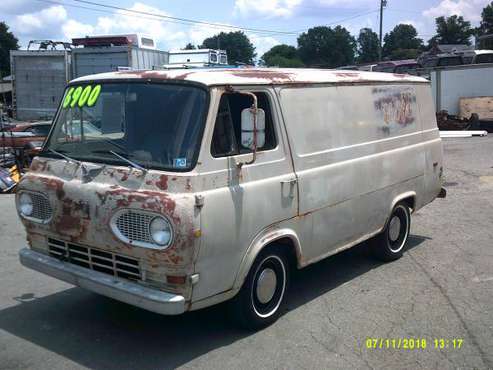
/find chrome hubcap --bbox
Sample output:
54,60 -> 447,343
389,215 -> 401,242
256,268 -> 277,304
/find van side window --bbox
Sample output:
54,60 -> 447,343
211,92 -> 276,158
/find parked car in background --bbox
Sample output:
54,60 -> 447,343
0,121 -> 51,159
373,60 -> 422,75
17,68 -> 445,329
8,121 -> 52,135
1,131 -> 45,149
358,64 -> 378,72
0,168 -> 16,193
420,54 -> 464,68
337,65 -> 359,70
471,50 -> 493,64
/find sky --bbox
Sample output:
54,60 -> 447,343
0,0 -> 491,58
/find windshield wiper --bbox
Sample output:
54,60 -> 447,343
48,148 -> 88,176
100,137 -> 127,153
94,149 -> 147,173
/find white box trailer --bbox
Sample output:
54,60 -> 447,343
10,50 -> 71,121
71,46 -> 169,79
431,63 -> 493,116
168,49 -> 228,66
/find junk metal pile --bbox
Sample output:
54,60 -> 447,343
0,112 -> 46,193
437,110 -> 493,132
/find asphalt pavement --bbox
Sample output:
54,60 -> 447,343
0,137 -> 492,370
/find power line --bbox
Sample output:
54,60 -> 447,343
69,0 -> 299,36
33,0 -> 297,37
33,0 -> 386,41
36,0 -> 380,38
291,9 -> 379,33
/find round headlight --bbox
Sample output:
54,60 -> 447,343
19,193 -> 34,217
149,216 -> 172,246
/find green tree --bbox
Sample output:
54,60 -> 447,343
357,28 -> 379,63
0,22 -> 19,77
432,15 -> 474,45
383,24 -> 423,59
297,26 -> 356,68
477,2 -> 493,48
201,31 -> 256,65
478,1 -> 493,35
183,43 -> 196,50
261,44 -> 304,67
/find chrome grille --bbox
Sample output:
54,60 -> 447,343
115,210 -> 154,245
28,192 -> 53,221
48,238 -> 141,280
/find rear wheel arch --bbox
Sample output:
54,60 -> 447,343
390,192 -> 416,216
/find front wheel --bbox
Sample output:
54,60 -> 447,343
370,202 -> 411,262
230,247 -> 289,330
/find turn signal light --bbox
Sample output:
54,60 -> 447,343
166,275 -> 187,285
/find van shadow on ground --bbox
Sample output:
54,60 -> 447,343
0,235 -> 428,370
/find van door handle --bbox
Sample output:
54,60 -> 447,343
281,179 -> 297,186
281,178 -> 297,198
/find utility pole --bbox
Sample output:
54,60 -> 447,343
378,0 -> 387,61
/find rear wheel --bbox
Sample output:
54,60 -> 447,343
230,246 -> 289,330
370,202 -> 411,262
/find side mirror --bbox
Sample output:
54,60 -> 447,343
240,108 -> 265,150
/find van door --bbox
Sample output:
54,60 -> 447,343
193,88 -> 298,301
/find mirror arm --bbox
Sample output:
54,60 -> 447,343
244,92 -> 258,166
232,90 -> 258,168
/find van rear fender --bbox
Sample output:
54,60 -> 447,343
233,227 -> 302,290
390,191 -> 416,216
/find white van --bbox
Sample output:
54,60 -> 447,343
16,68 -> 445,329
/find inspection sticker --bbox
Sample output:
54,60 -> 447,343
174,158 -> 187,168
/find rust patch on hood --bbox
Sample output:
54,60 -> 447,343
37,176 -> 65,200
55,198 -> 91,240
156,175 -> 169,191
30,157 -> 49,172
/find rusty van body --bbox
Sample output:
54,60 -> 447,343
17,68 -> 445,328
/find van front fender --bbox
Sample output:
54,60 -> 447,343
233,227 -> 302,291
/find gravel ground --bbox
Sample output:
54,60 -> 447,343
0,137 -> 492,370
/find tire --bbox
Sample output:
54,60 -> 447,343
230,246 -> 289,330
370,202 -> 411,262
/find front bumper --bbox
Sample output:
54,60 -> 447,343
19,248 -> 186,315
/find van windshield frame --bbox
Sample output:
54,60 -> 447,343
41,81 -> 209,172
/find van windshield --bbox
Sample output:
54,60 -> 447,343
43,83 -> 207,171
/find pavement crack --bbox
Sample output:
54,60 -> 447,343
408,252 -> 492,369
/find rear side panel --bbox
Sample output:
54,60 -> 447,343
277,83 -> 426,264
416,84 -> 444,207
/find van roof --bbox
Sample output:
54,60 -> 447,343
71,67 -> 429,86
